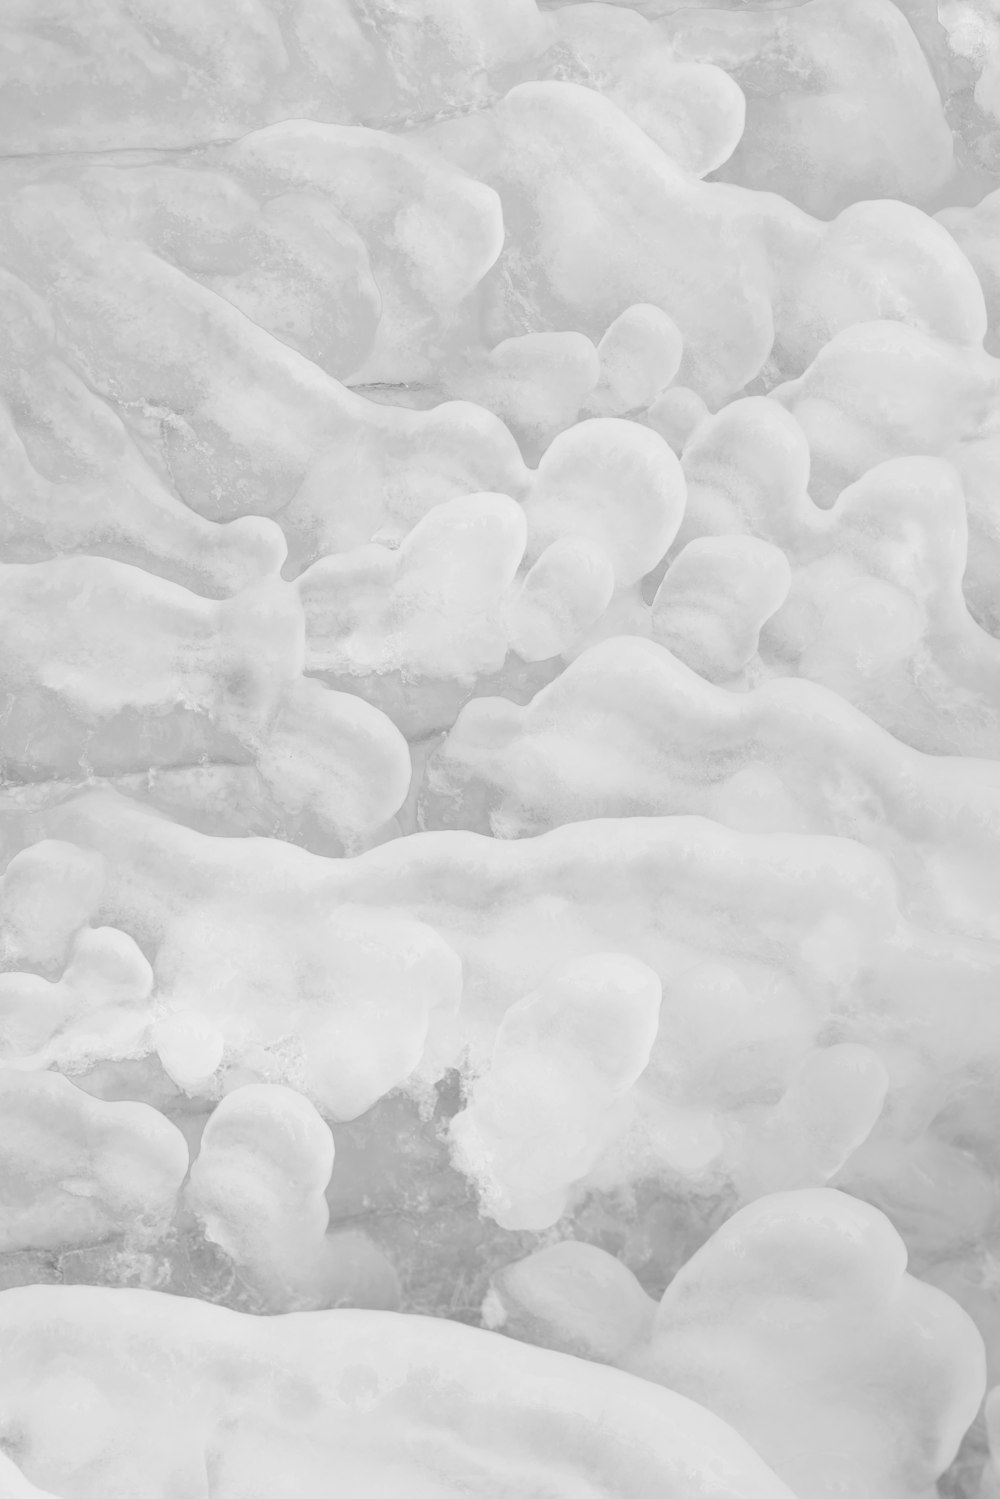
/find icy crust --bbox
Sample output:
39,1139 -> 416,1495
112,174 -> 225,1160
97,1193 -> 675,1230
423,633 -> 1000,938
0,558 -> 412,852
0,90 -> 988,581
0,1070 -> 188,1253
3,0 -> 990,214
450,953 -> 665,1230
0,84 -> 997,754
6,0 -> 1000,1494
0,1283 -> 802,1499
0,261 -> 291,599
0,1068 -> 401,1316
660,0 -> 954,215
0,0 -> 546,152
419,85 -> 984,405
296,426 -> 685,735
0,811 -> 464,1121
0,1193 -> 985,1499
0,0 -> 956,210
0,141 -> 523,572
489,1190 -> 988,1499
674,395 -> 1000,747
0,426 -> 685,804
12,314 -> 1000,783
3,794 -> 1000,1278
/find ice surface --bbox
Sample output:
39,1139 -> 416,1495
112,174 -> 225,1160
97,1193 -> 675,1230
0,1284 -> 803,1499
184,1083 -> 340,1308
0,0 -> 546,152
299,492 -> 528,701
423,633 -> 1000,936
664,0 -> 955,215
7,1 -> 1000,1495
5,788 -> 1000,1295
0,1070 -> 188,1252
652,535 -> 792,682
420,84 -> 984,404
485,1237 -> 658,1362
450,953 -> 663,1228
0,557 -> 411,850
628,1190 -> 987,1499
489,1190 -> 988,1499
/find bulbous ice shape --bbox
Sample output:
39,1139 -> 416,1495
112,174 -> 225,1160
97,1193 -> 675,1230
0,269 -> 289,597
286,397 -> 527,567
152,1013 -> 225,1095
626,1190 -> 987,1499
522,418 -> 686,586
769,199 -> 987,381
3,3 -> 1000,1494
0,149 -> 525,566
0,841 -> 106,974
185,1084 -> 338,1309
442,332 -> 601,457
505,538 -> 617,663
675,396 -> 813,551
450,953 -> 662,1228
300,493 -> 527,686
651,535 -> 791,682
486,1238 -> 656,1363
423,632 -> 1000,939
440,306 -> 686,457
664,0 -> 954,216
28,158 -> 384,380
6,792 -> 1000,1232
422,81 -> 981,404
770,310 -> 1000,643
490,1192 -> 987,1499
0,557 -> 411,851
646,386 -> 711,454
731,1044 -> 889,1198
0,925 -> 153,1070
679,398 -> 1000,757
585,304 -> 685,417
0,559 -> 303,757
534,5 -> 747,177
252,678 -> 412,851
0,1284 -> 799,1499
206,121 -> 505,384
172,901 -> 462,1121
0,1070 -> 188,1252
770,321 -> 1000,506
422,80 -> 775,403
1,795 -> 467,1115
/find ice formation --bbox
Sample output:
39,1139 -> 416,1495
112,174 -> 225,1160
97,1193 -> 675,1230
490,1190 -> 987,1499
7,1 -> 1000,1496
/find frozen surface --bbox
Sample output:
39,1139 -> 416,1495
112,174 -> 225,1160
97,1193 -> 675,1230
0,1284 -> 800,1499
7,1 -> 1000,1496
492,1190 -> 987,1499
